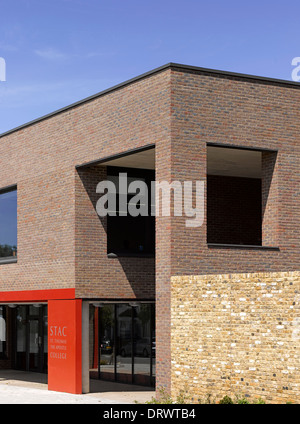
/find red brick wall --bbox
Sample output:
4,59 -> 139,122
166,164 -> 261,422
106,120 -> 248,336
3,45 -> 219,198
170,69 -> 300,277
75,165 -> 155,298
262,151 -> 279,246
207,175 -> 262,245
155,131 -> 172,391
0,70 -> 171,297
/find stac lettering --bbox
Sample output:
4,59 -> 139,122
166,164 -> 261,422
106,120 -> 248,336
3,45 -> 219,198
49,326 -> 67,337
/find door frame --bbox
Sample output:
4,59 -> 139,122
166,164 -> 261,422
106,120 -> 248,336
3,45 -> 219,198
12,305 -> 48,373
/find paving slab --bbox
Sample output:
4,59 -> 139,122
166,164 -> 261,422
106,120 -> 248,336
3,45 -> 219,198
0,384 -> 108,404
0,370 -> 155,404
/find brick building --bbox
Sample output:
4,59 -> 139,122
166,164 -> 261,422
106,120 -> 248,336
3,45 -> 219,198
0,63 -> 299,402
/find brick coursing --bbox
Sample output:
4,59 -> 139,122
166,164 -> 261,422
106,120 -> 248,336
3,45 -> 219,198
169,69 -> 299,277
75,165 -> 155,298
262,151 -> 279,247
0,71 -> 171,296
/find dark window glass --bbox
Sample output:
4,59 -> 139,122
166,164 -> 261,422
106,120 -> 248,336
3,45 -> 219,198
16,306 -> 27,369
116,304 -> 132,383
99,305 -> 115,381
133,304 -> 151,385
14,305 -> 48,372
0,188 -> 17,258
107,168 -> 155,255
0,306 -> 6,358
43,307 -> 48,373
151,304 -> 155,378
90,303 -> 155,387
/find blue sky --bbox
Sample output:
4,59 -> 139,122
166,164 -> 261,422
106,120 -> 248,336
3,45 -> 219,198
0,0 -> 299,134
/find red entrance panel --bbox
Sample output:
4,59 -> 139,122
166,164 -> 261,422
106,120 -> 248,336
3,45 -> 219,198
48,299 -> 82,394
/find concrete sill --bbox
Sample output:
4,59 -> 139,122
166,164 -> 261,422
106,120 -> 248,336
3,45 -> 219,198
207,243 -> 280,251
0,257 -> 18,265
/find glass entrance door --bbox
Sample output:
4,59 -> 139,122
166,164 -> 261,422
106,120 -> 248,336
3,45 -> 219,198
28,318 -> 40,371
91,302 -> 155,386
14,305 -> 47,373
16,306 -> 27,370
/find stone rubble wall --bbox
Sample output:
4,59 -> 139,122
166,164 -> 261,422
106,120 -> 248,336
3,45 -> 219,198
171,271 -> 300,404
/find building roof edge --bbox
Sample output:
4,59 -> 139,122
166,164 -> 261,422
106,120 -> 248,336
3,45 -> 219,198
1,62 -> 299,139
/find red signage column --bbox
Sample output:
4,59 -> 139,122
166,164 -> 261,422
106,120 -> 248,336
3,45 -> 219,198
48,299 -> 82,394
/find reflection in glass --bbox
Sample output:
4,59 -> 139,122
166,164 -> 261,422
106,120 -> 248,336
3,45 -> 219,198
29,305 -> 40,316
151,304 -> 156,379
16,306 -> 27,369
0,189 -> 17,258
15,305 -> 47,372
116,304 -> 132,383
99,305 -> 115,380
29,319 -> 39,370
0,306 -> 6,356
89,306 -> 97,376
107,169 -> 155,255
43,307 -> 48,372
89,302 -> 155,387
133,304 -> 151,385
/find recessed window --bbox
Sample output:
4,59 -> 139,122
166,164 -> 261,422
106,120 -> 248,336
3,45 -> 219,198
107,167 -> 155,256
0,187 -> 17,260
207,146 -> 262,246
